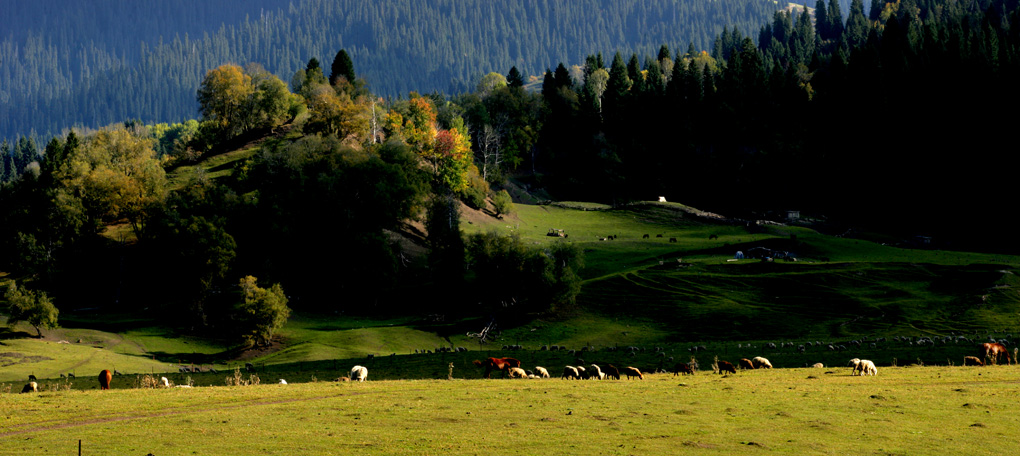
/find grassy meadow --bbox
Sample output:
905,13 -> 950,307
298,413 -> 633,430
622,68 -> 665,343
3,365 -> 1019,455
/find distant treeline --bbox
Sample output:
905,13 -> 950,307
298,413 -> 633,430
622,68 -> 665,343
0,0 -> 794,142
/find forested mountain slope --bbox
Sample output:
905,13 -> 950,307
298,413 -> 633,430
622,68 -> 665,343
0,0 -> 795,141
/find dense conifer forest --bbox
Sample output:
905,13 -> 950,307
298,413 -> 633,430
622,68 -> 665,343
3,0 -> 1019,338
0,0 -> 795,142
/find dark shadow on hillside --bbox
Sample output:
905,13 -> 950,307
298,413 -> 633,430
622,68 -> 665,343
138,344 -> 250,365
0,326 -> 35,341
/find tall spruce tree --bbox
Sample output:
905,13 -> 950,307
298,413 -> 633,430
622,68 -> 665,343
846,0 -> 870,48
507,66 -> 524,88
815,0 -> 831,40
329,49 -> 356,84
828,0 -> 845,41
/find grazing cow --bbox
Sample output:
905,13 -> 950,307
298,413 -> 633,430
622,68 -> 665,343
507,367 -> 528,379
98,369 -> 113,390
671,363 -> 694,376
350,365 -> 368,382
621,366 -> 644,380
980,343 -> 1012,365
603,364 -> 621,380
751,357 -> 773,369
473,357 -> 519,378
562,366 -> 580,379
963,356 -> 985,366
28,374 -> 37,382
21,382 -> 38,393
642,234 -> 650,239
716,361 -> 737,374
738,358 -> 755,370
669,237 -> 677,243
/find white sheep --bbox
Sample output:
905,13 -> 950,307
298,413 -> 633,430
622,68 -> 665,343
350,365 -> 368,382
589,364 -> 605,379
507,367 -> 527,379
859,360 -> 877,376
534,366 -> 550,378
278,379 -> 288,385
751,356 -> 772,369
160,376 -> 170,388
848,358 -> 862,375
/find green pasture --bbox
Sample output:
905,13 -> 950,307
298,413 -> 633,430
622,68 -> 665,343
166,146 -> 257,190
3,365 -> 1019,455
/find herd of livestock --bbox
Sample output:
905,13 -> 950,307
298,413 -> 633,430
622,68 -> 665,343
467,341 -> 1015,381
13,341 -> 1014,393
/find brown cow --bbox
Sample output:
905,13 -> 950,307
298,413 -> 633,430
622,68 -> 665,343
621,366 -> 644,380
963,356 -> 985,366
473,357 -> 521,378
671,363 -> 694,376
98,369 -> 113,390
980,343 -> 1012,365
738,358 -> 755,369
717,360 -> 737,374
603,364 -> 621,380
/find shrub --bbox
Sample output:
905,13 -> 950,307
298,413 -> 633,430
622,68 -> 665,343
491,189 -> 514,217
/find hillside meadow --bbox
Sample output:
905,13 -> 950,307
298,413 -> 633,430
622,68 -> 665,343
2,365 -> 1019,455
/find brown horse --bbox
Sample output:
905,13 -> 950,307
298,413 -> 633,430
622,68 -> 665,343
980,343 -> 1013,365
472,357 -> 521,378
98,369 -> 113,390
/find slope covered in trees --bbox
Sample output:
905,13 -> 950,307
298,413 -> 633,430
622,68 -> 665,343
0,0 -> 792,142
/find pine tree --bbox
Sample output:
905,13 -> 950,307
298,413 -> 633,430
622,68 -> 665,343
554,63 -> 572,89
541,68 -> 556,100
606,52 -> 633,107
658,44 -> 671,61
828,0 -> 845,41
846,0 -> 870,49
507,66 -> 524,88
815,0 -> 831,40
329,49 -> 356,84
627,54 -> 644,94
869,0 -> 884,21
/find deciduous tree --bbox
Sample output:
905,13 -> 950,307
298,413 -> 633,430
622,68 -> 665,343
3,281 -> 58,338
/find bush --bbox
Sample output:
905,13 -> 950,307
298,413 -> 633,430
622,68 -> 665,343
491,189 -> 514,217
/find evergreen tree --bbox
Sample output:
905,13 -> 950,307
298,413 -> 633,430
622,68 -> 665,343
815,0 -> 831,40
846,0 -> 870,49
870,0 -> 884,21
507,66 -> 524,88
541,68 -> 556,100
553,63 -> 572,89
658,44 -> 671,61
828,0 -> 845,41
329,49 -> 356,84
606,52 -> 633,102
627,54 -> 644,94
